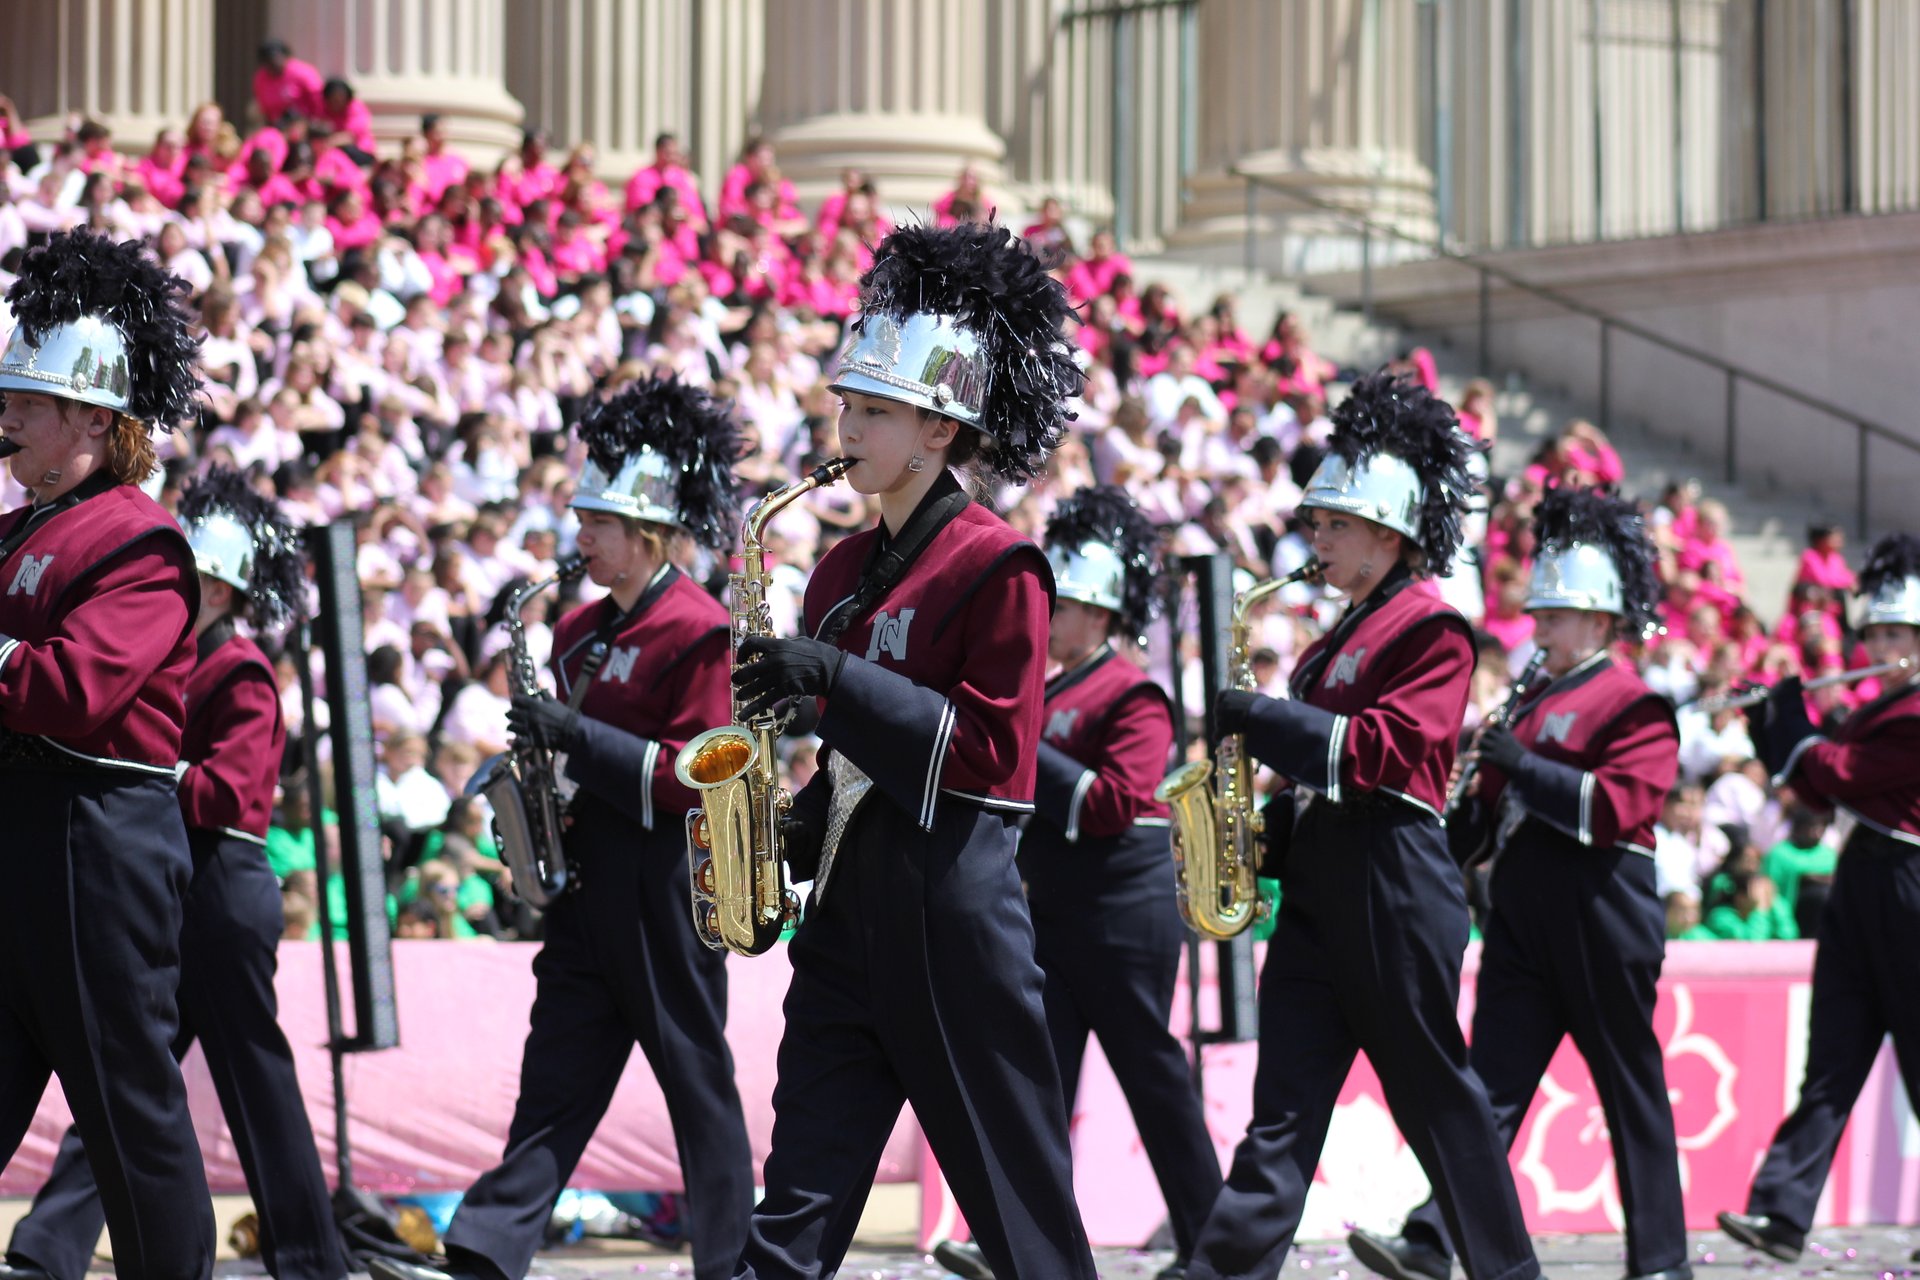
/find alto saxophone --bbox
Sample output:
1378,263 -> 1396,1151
473,554 -> 587,910
1155,559 -> 1322,939
676,458 -> 855,956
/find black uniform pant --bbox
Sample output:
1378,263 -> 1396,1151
1187,801 -> 1538,1280
1033,887 -> 1222,1260
0,770 -> 214,1280
1745,829 -> 1920,1233
9,829 -> 345,1280
1403,837 -> 1686,1277
735,801 -> 1098,1280
444,810 -> 754,1280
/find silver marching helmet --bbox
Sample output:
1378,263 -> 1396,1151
1297,450 -> 1425,542
827,312 -> 991,426
182,509 -> 256,590
1526,542 -> 1626,616
570,445 -> 683,529
1865,574 -> 1920,628
1046,540 -> 1127,615
0,313 -> 134,413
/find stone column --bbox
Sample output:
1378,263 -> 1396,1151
1171,0 -> 1435,269
0,0 -> 214,150
756,0 -> 1005,217
503,0 -> 692,179
266,0 -> 524,162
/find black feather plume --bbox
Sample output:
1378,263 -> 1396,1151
1045,484 -> 1162,637
1531,486 -> 1663,638
4,228 -> 202,430
1324,371 -> 1473,577
853,222 -> 1081,481
1860,533 -> 1920,599
178,465 -> 308,631
575,373 -> 743,551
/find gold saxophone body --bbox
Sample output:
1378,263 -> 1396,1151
1155,560 -> 1321,939
675,458 -> 855,956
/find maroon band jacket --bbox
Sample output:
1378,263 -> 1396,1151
1480,654 -> 1678,856
1240,577 -> 1475,816
807,501 -> 1053,829
0,481 -> 198,772
179,626 -> 284,839
1021,643 -> 1175,910
549,566 -> 731,830
1777,681 -> 1920,845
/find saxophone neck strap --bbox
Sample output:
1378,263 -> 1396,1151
566,564 -> 679,711
821,470 -> 969,648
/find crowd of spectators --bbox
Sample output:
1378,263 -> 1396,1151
0,40 -> 1868,947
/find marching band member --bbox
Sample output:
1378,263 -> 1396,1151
936,486 -> 1220,1280
0,229 -> 215,1280
1184,373 -> 1540,1280
373,376 -> 754,1280
1349,488 -> 1688,1280
729,223 -> 1098,1280
1719,533 -> 1920,1262
3,467 -> 346,1280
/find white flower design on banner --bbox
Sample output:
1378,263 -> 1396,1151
1301,1093 -> 1434,1237
1516,984 -> 1741,1225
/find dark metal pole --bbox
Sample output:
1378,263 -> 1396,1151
1724,370 -> 1738,485
1591,0 -> 1605,237
294,617 -> 353,1189
1111,11 -> 1133,248
1361,224 -> 1374,323
1161,572 -> 1205,1094
1839,0 -> 1856,213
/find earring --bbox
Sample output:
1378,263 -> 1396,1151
907,454 -> 925,473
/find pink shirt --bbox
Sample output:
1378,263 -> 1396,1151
246,173 -> 306,209
549,233 -> 604,277
1065,253 -> 1133,304
253,59 -> 326,123
312,147 -> 368,195
420,152 -> 469,205
327,210 -> 385,253
1795,547 -> 1856,592
319,98 -> 376,153
505,163 -> 562,210
135,155 -> 187,208
624,163 -> 707,224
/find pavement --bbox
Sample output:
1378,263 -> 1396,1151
5,1192 -> 1918,1279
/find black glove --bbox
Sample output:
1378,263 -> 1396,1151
508,691 -> 580,752
1475,723 -> 1526,774
1213,688 -> 1260,738
1746,676 -> 1815,778
780,813 -> 826,883
734,636 -> 847,722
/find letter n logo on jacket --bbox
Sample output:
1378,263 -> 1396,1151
602,645 -> 641,682
1045,708 -> 1081,741
1538,711 -> 1578,744
7,554 -> 52,597
865,608 -> 915,662
1326,646 -> 1367,688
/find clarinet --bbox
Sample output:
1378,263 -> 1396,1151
1444,648 -> 1547,818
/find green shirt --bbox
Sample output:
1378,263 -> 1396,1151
1761,839 -> 1838,914
265,808 -> 336,879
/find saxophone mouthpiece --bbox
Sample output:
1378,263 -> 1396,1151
0,439 -> 19,459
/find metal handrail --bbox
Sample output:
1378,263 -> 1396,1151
1232,167 -> 1920,535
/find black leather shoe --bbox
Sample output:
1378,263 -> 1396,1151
368,1258 -> 485,1280
1154,1264 -> 1188,1280
1624,1266 -> 1694,1280
1717,1211 -> 1804,1262
1348,1229 -> 1451,1280
0,1263 -> 58,1280
931,1239 -> 995,1280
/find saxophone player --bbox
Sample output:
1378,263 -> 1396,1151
1350,488 -> 1688,1280
935,486 -> 1221,1280
1184,373 -> 1540,1280
373,375 -> 753,1280
727,223 -> 1098,1280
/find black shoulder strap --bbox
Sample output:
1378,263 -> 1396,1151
567,564 -> 680,709
819,470 -> 970,647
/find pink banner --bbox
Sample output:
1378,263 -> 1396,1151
6,939 -> 1913,1248
0,941 -> 920,1197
